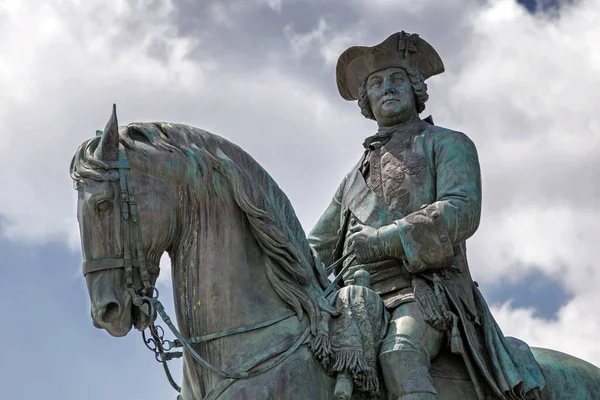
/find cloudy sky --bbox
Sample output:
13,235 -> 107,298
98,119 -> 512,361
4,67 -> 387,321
1,0 -> 599,398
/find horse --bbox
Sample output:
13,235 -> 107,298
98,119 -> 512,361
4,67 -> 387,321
70,106 -> 600,400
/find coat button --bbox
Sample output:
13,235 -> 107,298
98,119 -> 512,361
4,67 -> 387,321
350,218 -> 357,226
439,234 -> 448,243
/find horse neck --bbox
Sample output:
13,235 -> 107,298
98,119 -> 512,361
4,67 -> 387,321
170,187 -> 292,341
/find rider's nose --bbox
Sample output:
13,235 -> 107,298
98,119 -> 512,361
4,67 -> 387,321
96,302 -> 121,324
382,79 -> 394,95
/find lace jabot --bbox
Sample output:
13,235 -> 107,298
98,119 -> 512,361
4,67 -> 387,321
362,118 -> 425,150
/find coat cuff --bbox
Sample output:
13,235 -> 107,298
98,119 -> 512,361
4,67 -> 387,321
394,203 -> 454,273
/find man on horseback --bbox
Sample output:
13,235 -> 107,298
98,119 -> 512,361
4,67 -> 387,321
308,32 -> 546,400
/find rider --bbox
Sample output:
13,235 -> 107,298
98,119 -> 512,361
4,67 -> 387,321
308,31 -> 546,400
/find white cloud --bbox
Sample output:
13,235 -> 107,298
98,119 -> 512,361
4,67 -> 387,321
469,205 -> 600,293
492,292 -> 600,366
434,0 -> 600,361
157,253 -> 172,287
435,0 -> 600,291
0,0 -> 203,244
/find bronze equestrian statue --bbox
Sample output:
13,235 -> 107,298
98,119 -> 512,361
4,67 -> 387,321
70,32 -> 600,400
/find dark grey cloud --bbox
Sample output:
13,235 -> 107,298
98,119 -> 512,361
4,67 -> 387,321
170,0 -> 359,94
168,0 -> 481,101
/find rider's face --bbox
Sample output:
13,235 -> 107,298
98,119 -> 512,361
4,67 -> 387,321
366,67 -> 417,127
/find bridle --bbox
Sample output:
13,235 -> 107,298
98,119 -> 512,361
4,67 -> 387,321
78,144 -> 354,400
81,150 -> 160,315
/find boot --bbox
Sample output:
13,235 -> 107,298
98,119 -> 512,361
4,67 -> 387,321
379,348 -> 437,400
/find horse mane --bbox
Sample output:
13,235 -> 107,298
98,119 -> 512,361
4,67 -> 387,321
70,122 -> 324,333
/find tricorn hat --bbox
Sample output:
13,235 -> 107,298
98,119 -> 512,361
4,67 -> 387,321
336,31 -> 445,101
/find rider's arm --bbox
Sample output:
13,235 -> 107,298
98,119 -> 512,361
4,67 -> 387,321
308,176 -> 347,270
373,131 -> 482,273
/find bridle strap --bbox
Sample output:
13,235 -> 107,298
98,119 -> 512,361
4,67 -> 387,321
82,150 -> 156,296
119,166 -> 135,291
82,259 -> 160,276
125,172 -> 152,293
83,258 -> 128,275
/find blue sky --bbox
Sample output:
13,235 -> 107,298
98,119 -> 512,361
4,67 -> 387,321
1,0 -> 599,398
0,238 -> 180,398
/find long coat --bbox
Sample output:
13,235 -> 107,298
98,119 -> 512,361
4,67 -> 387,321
309,119 -> 480,313
308,119 -> 545,399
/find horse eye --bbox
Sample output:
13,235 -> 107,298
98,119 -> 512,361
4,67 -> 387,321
97,200 -> 112,213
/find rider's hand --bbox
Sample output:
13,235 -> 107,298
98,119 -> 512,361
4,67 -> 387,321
346,223 -> 406,264
346,224 -> 386,263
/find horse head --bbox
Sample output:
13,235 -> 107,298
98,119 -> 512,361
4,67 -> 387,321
70,105 -> 180,337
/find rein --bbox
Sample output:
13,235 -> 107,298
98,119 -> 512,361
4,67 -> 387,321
82,144 -> 353,399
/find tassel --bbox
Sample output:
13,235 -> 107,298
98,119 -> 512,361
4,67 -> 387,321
450,313 -> 464,354
433,274 -> 448,316
357,371 -> 379,398
309,332 -> 331,360
355,370 -> 380,394
331,349 -> 368,373
413,276 -> 448,331
331,350 -> 381,398
309,311 -> 332,365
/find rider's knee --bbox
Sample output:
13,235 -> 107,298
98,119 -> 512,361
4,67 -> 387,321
383,302 -> 445,359
380,332 -> 430,357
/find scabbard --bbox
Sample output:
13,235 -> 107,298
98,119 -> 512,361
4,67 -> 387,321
331,207 -> 352,275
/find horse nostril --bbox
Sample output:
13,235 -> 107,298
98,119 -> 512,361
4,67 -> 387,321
92,309 -> 102,328
100,302 -> 121,323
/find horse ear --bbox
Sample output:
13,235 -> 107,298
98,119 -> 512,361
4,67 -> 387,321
95,104 -> 120,162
